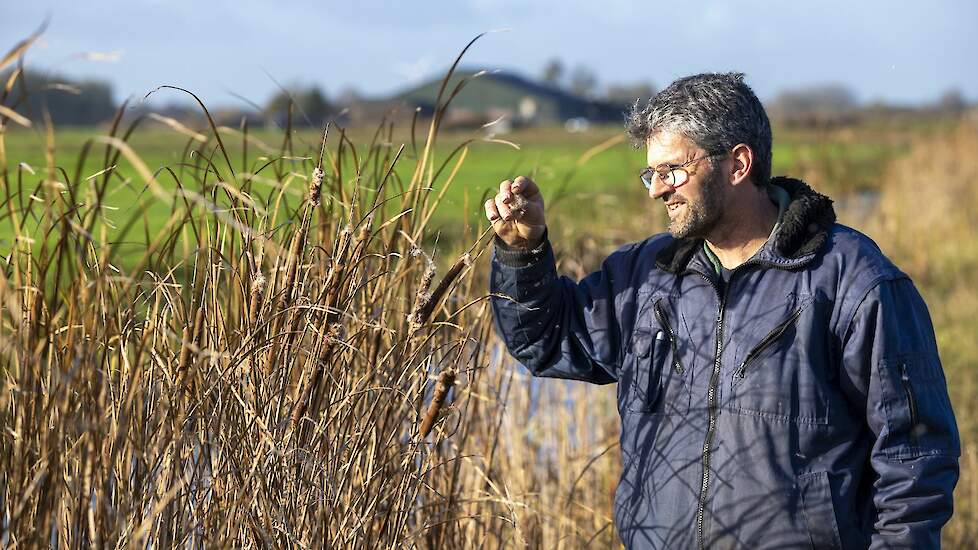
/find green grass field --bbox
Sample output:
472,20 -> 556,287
1,119 -> 925,263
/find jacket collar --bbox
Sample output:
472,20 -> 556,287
654,177 -> 836,274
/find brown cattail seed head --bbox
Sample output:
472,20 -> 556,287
409,260 -> 436,327
334,226 -> 353,264
419,369 -> 457,438
419,260 -> 436,294
309,167 -> 324,206
325,322 -> 344,344
251,272 -> 266,294
413,251 -> 470,327
357,214 -> 373,244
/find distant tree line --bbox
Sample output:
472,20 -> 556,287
0,69 -> 342,129
263,85 -> 337,128
1,69 -> 117,126
540,57 -> 656,106
766,84 -> 970,127
1,65 -> 970,130
766,84 -> 859,126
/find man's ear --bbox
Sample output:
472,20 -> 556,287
729,143 -> 754,186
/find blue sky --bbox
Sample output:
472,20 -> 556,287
3,0 -> 976,108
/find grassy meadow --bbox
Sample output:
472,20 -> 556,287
2,59 -> 976,547
1,116 -> 921,256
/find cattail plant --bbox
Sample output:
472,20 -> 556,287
418,368 -> 457,438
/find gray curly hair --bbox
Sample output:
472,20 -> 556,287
625,72 -> 772,186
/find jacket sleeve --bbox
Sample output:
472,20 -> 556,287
840,276 -> 960,549
489,232 -> 627,384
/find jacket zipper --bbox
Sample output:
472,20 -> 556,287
733,305 -> 806,379
653,299 -> 684,375
900,363 -> 919,431
688,254 -> 803,549
695,272 -> 729,550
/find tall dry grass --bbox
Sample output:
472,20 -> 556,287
862,120 -> 978,546
0,33 -> 626,548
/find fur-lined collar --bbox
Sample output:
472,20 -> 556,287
654,177 -> 836,274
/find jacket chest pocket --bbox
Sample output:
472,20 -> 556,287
625,296 -> 691,415
726,294 -> 833,425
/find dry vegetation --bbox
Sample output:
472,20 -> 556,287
1,33 -> 620,547
866,122 -> 978,546
2,31 -> 977,549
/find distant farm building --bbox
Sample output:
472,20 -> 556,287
350,69 -> 626,129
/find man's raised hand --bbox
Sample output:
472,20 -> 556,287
485,175 -> 546,249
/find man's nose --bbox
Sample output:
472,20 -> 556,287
648,179 -> 672,201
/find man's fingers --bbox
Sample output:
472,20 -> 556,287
491,176 -> 541,229
512,176 -> 539,198
494,194 -> 513,221
498,179 -> 513,203
484,199 -> 501,222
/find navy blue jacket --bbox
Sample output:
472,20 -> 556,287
489,177 -> 959,549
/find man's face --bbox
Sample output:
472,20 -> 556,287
645,132 -> 726,239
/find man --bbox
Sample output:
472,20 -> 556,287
485,73 -> 959,549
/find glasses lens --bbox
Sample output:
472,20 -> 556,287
641,169 -> 653,189
643,167 -> 690,189
671,169 -> 688,187
664,169 -> 678,187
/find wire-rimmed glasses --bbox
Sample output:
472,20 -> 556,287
640,153 -> 725,191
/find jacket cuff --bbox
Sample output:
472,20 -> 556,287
492,229 -> 550,267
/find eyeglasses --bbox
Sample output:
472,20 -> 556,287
640,153 -> 724,191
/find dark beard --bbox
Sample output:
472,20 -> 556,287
668,166 -> 725,239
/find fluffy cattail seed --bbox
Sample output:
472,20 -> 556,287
356,213 -> 374,246
248,271 -> 266,326
409,260 -> 436,327
309,167 -> 324,206
251,271 -> 266,294
419,260 -> 436,292
509,192 -> 529,220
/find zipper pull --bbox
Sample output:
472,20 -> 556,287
654,299 -> 684,375
735,361 -> 748,378
900,362 -> 919,428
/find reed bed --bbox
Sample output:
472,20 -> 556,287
0,33 -> 624,548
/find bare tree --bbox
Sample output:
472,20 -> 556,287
767,83 -> 859,126
569,65 -> 598,98
265,85 -> 336,127
541,58 -> 564,87
1,69 -> 116,125
936,88 -> 967,115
